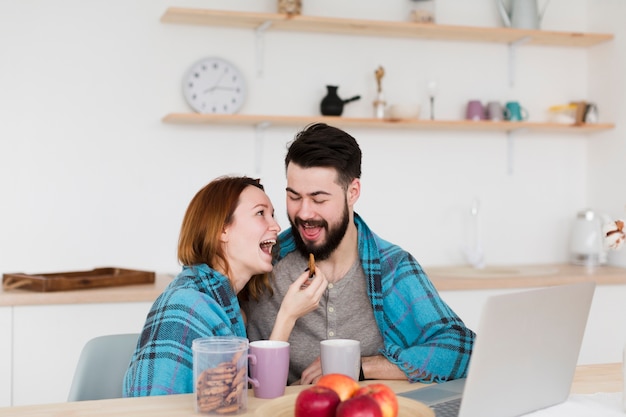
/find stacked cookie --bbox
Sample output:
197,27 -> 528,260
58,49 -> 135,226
196,352 -> 246,414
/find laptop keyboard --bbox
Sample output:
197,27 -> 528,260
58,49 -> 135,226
431,397 -> 462,417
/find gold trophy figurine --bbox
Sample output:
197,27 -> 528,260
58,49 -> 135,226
278,0 -> 301,15
373,66 -> 386,119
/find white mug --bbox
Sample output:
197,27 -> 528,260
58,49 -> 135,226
320,339 -> 361,380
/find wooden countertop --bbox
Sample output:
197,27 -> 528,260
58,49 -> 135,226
426,264 -> 626,291
0,273 -> 174,307
1,264 -> 625,306
0,363 -> 620,416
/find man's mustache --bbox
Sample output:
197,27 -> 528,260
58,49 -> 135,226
294,218 -> 327,229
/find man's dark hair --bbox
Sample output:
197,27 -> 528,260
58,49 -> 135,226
284,123 -> 362,190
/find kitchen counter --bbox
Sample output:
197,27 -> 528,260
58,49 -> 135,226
425,263 -> 626,368
426,264 -> 626,291
1,265 -> 625,305
0,273 -> 177,406
0,273 -> 174,307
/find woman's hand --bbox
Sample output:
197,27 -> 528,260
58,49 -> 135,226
284,268 -> 328,316
269,269 -> 328,341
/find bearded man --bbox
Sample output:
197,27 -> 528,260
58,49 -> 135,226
243,123 -> 475,385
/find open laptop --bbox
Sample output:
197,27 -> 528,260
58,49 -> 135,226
399,281 -> 596,417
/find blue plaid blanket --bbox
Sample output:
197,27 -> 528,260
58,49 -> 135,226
123,264 -> 245,397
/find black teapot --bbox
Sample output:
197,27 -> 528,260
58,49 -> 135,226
320,85 -> 361,116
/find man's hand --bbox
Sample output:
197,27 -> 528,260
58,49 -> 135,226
360,355 -> 407,380
297,355 -> 409,385
299,356 -> 323,385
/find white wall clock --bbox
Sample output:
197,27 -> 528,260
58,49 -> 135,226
182,57 -> 247,114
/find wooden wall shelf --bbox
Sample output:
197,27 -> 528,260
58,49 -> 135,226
160,8 -> 615,135
160,7 -> 615,176
160,8 -> 613,47
162,113 -> 614,134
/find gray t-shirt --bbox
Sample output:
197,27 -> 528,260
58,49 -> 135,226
244,251 -> 384,384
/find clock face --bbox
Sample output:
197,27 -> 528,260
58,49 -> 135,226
182,57 -> 247,114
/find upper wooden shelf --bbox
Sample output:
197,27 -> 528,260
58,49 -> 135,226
162,113 -> 614,134
160,8 -> 613,47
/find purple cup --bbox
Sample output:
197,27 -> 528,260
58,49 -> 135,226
249,340 -> 290,399
466,100 -> 486,121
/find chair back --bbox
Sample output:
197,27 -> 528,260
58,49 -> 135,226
67,333 -> 139,401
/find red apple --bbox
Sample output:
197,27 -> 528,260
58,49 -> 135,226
295,386 -> 341,417
316,373 -> 360,401
353,383 -> 399,417
335,394 -> 383,417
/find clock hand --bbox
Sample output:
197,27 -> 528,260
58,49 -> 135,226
211,86 -> 238,91
203,68 -> 228,94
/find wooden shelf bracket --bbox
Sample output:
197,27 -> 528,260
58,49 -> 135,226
506,127 -> 528,175
508,36 -> 531,87
254,20 -> 273,77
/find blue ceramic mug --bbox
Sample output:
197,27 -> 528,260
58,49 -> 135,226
504,101 -> 529,121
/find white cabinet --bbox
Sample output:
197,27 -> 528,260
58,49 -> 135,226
579,285 -> 626,365
0,307 -> 12,408
440,285 -> 626,366
11,302 -> 152,406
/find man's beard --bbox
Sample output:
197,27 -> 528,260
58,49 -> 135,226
289,203 -> 350,262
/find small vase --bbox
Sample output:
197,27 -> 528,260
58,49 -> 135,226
320,86 -> 344,116
373,91 -> 386,119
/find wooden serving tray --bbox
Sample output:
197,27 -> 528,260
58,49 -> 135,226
2,267 -> 155,292
254,393 -> 434,417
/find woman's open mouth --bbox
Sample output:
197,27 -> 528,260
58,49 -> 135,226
259,239 -> 276,255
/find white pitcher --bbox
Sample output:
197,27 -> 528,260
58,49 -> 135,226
497,0 -> 550,30
569,209 -> 610,267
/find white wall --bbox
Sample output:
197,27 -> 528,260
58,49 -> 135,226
0,0 -> 623,276
588,1 -> 626,267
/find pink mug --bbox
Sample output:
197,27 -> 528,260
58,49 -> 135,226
249,340 -> 290,399
466,100 -> 486,121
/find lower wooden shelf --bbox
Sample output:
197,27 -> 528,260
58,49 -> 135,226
162,113 -> 614,134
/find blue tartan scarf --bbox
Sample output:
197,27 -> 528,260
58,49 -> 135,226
123,264 -> 245,397
276,213 -> 475,382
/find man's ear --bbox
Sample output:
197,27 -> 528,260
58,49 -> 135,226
348,178 -> 360,205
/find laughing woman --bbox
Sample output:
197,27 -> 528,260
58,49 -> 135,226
123,176 -> 327,397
